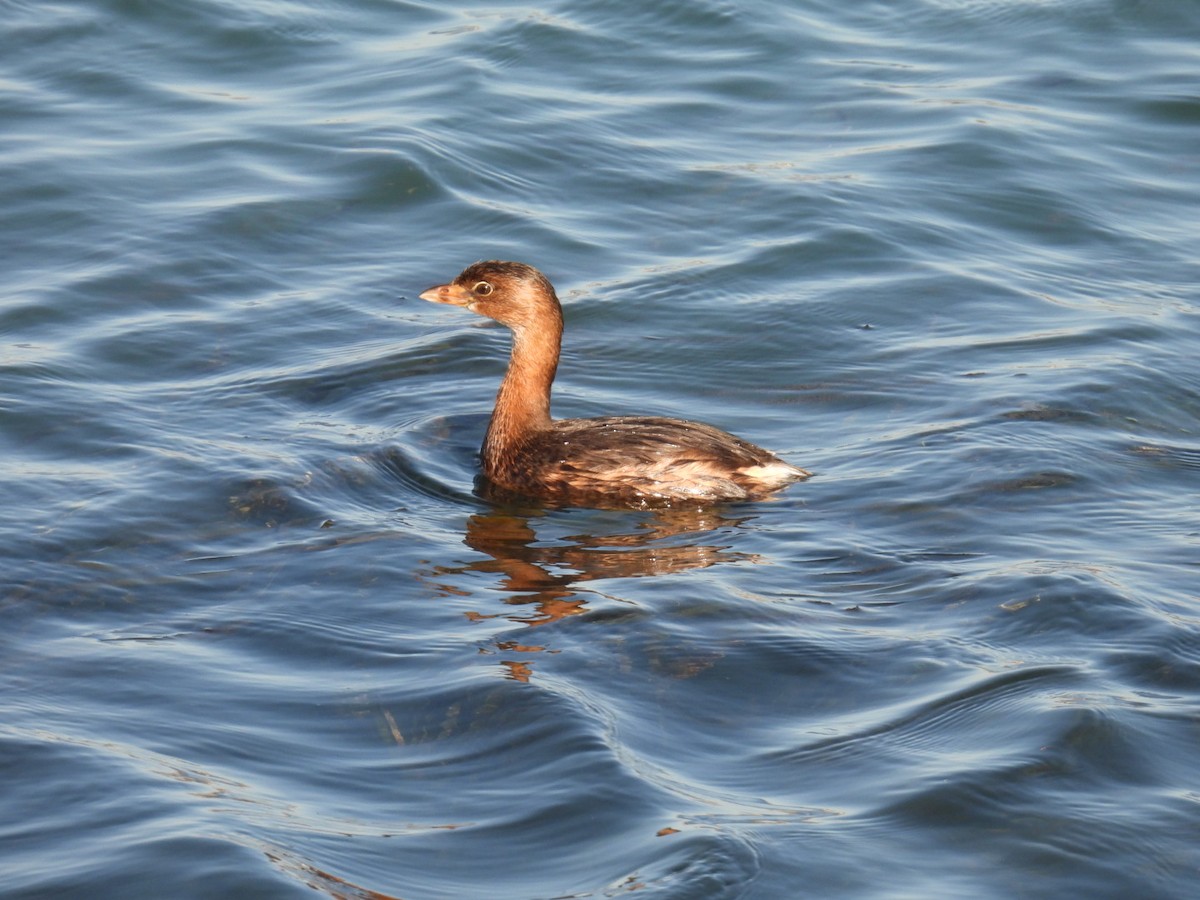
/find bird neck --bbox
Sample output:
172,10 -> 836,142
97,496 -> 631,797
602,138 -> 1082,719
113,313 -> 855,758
482,311 -> 562,468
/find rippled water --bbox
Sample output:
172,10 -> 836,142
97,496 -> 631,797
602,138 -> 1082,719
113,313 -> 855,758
3,0 -> 1199,897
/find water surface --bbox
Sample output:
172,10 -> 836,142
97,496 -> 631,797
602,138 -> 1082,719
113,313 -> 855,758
3,1 -> 1199,897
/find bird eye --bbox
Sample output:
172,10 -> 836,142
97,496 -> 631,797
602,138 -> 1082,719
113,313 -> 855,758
473,281 -> 493,296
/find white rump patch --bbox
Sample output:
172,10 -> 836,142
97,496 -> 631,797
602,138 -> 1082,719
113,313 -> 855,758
738,462 -> 809,486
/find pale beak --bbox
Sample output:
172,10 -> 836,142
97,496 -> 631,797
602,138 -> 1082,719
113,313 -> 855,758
419,282 -> 474,306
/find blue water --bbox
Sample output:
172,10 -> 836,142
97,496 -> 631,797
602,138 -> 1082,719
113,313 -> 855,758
3,1 -> 1199,897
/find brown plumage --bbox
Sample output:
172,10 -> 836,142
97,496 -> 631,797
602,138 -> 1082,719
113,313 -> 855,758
419,260 -> 809,507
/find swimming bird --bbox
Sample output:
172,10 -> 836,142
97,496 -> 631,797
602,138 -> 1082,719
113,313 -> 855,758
419,261 -> 809,507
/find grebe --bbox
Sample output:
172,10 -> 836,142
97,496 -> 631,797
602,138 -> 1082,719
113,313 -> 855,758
419,261 -> 808,506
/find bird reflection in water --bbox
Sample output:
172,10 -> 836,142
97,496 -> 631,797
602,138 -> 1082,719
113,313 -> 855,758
422,506 -> 760,681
